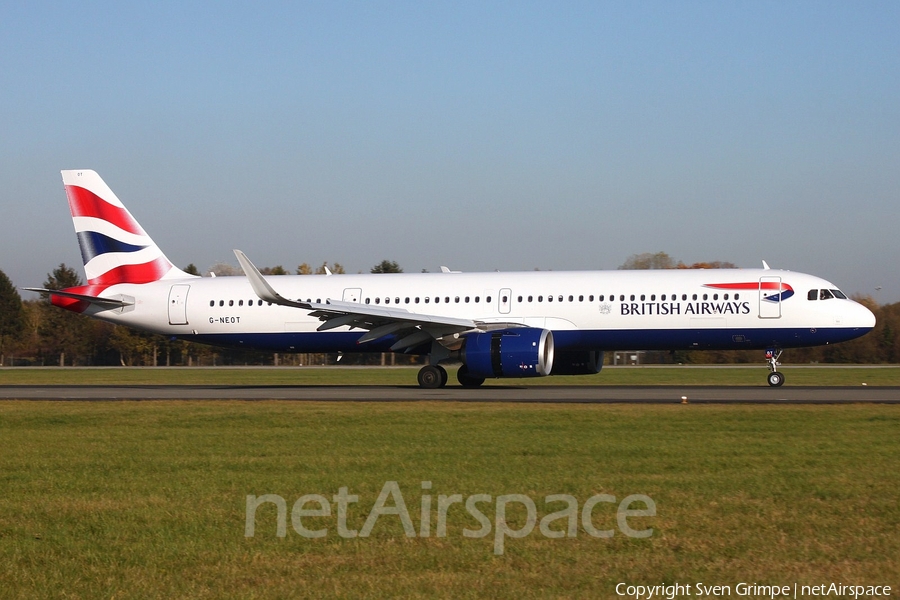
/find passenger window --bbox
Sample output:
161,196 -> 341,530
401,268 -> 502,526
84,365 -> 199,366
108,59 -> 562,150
528,296 -> 533,302
486,296 -> 492,303
229,300 -> 234,307
405,297 -> 410,304
415,297 -> 420,304
445,297 -> 450,303
538,296 -> 543,302
475,296 -> 480,302
425,297 -> 430,303
548,295 -> 553,303
456,297 -> 460,303
568,295 -> 574,302
713,294 -> 718,300
517,296 -> 522,302
395,298 -> 400,304
209,300 -> 215,307
239,300 -> 244,306
579,295 -> 584,302
375,298 -> 380,304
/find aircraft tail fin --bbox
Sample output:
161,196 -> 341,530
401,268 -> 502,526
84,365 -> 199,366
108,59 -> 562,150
61,170 -> 196,285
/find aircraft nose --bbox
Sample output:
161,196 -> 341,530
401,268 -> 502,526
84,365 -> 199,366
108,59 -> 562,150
853,301 -> 877,330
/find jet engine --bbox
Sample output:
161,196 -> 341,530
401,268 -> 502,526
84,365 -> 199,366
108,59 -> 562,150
461,328 -> 554,379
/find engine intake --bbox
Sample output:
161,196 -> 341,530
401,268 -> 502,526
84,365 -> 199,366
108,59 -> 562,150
462,328 -> 554,379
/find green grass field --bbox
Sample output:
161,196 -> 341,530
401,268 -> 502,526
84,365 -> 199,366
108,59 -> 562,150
2,364 -> 900,386
1,400 -> 898,599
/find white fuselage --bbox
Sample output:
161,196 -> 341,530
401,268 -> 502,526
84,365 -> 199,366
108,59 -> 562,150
86,267 -> 875,354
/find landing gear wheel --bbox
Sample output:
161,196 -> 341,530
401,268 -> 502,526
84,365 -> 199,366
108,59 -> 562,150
417,365 -> 447,389
457,365 -> 485,388
764,348 -> 784,387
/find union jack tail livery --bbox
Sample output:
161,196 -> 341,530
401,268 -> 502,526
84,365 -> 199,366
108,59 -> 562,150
24,171 -> 196,313
62,170 -> 192,285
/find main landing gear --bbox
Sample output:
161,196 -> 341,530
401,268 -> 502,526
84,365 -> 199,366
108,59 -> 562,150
417,364 -> 448,389
417,364 -> 486,388
765,349 -> 785,387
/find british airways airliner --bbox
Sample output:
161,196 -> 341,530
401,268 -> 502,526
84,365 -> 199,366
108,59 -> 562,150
29,170 -> 876,388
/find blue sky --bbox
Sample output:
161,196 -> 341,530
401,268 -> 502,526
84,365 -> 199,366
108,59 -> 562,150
2,1 -> 898,302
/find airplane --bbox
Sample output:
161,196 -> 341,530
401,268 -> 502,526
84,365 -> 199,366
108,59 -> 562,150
28,170 -> 876,388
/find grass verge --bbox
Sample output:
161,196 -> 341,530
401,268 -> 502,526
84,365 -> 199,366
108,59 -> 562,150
1,401 -> 898,598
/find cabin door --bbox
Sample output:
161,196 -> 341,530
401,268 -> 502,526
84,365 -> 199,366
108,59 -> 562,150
758,277 -> 782,319
168,285 -> 190,325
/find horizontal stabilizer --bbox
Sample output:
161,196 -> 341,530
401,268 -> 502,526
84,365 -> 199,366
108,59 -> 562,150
23,287 -> 134,308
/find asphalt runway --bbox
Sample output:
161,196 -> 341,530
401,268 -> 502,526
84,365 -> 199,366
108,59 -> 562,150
1,385 -> 899,403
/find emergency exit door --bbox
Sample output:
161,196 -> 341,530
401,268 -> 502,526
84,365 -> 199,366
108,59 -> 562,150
343,288 -> 362,303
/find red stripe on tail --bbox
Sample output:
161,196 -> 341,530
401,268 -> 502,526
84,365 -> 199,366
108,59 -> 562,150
88,256 -> 173,286
66,185 -> 146,236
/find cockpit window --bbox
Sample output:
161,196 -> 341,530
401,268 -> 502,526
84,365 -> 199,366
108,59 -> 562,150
809,288 -> 849,301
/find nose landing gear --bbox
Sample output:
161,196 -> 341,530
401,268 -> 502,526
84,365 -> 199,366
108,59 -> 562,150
765,349 -> 784,387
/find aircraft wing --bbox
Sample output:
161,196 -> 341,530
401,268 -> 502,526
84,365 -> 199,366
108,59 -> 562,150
234,250 -> 515,351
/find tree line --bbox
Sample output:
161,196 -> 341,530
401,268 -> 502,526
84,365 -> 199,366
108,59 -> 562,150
1,254 -> 896,367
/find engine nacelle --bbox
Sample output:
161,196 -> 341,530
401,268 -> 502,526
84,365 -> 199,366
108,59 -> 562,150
550,350 -> 604,376
462,328 -> 554,379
